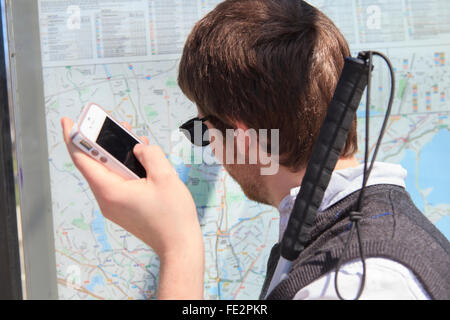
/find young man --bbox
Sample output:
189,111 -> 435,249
61,0 -> 449,299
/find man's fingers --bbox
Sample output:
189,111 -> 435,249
140,136 -> 150,145
121,121 -> 132,131
120,121 -> 149,145
61,117 -> 125,192
61,117 -> 90,162
61,117 -> 76,146
133,144 -> 177,181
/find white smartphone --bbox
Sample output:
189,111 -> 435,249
70,102 -> 146,180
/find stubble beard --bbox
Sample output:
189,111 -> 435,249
224,163 -> 272,206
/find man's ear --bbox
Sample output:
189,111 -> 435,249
229,121 -> 259,165
232,120 -> 248,147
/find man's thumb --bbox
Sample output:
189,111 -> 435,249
133,144 -> 177,181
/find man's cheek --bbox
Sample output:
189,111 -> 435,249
208,128 -> 225,164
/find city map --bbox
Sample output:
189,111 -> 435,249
38,0 -> 450,299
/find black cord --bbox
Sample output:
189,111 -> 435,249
334,51 -> 395,300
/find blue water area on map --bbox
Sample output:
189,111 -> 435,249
401,129 -> 450,239
174,163 -> 191,184
92,210 -> 112,252
417,129 -> 450,207
435,216 -> 450,240
401,149 -> 425,211
86,275 -> 105,292
357,109 -> 382,118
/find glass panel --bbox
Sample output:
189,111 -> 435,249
34,0 -> 450,300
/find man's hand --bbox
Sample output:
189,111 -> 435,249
61,117 -> 204,299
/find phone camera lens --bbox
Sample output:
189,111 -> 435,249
100,157 -> 108,163
91,150 -> 99,156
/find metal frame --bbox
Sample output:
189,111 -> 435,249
2,0 -> 58,299
0,0 -> 22,300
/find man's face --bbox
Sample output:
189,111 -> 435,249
202,115 -> 271,205
223,162 -> 271,205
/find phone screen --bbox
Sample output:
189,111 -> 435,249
96,117 -> 146,178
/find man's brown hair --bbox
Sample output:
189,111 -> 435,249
178,0 -> 357,170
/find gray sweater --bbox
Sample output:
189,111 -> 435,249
260,184 -> 450,300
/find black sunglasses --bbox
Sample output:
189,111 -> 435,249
179,116 -> 210,147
